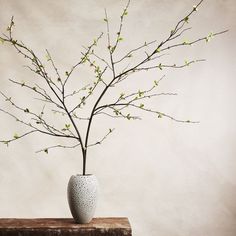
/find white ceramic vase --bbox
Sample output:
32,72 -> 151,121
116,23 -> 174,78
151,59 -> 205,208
67,174 -> 99,223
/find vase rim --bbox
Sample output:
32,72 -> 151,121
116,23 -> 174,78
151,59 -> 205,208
75,174 -> 94,177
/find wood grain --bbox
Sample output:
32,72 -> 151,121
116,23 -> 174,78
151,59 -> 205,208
0,218 -> 132,236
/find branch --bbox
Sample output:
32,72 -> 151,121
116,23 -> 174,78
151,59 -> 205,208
87,128 -> 115,147
0,107 -> 77,145
63,32 -> 104,87
112,0 -> 130,53
135,59 -> 206,72
9,79 -> 63,109
36,143 -> 80,154
52,109 -> 89,120
114,40 -> 157,64
0,130 -> 37,146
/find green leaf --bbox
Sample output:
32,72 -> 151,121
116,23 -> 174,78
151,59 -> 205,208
103,18 -> 108,22
10,20 -> 15,27
184,60 -> 190,66
206,32 -> 214,43
154,80 -> 158,86
183,39 -> 190,45
155,48 -> 161,53
65,71 -> 69,76
119,93 -> 125,99
157,113 -> 162,118
93,39 -> 97,45
44,149 -> 48,154
95,66 -> 101,73
45,54 -> 51,61
123,9 -> 128,16
184,16 -> 189,23
158,63 -> 163,70
139,104 -> 144,108
65,124 -> 70,129
110,46 -> 115,53
138,90 -> 144,97
114,110 -> 119,116
3,141 -> 9,146
118,37 -> 123,42
13,133 -> 19,139
126,113 -> 131,120
193,5 -> 198,11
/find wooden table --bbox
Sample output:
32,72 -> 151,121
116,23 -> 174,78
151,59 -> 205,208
0,218 -> 132,236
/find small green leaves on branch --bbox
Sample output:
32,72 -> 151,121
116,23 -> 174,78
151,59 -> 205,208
139,103 -> 144,108
193,5 -> 198,12
87,128 -> 115,147
44,148 -> 48,154
36,143 -> 81,154
184,16 -> 189,23
62,123 -> 71,131
0,1 -> 227,176
158,63 -> 163,70
206,32 -> 214,42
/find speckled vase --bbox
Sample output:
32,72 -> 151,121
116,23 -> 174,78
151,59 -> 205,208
67,174 -> 98,224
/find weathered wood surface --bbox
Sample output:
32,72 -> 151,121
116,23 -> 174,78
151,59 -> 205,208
0,218 -> 132,236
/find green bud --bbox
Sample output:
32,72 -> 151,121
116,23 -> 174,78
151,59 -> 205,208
127,113 -> 131,120
138,90 -> 144,97
139,104 -> 144,108
118,37 -> 123,42
158,63 -> 163,70
65,124 -> 70,129
154,80 -> 158,86
184,16 -> 189,23
44,149 -> 48,154
45,54 -> 51,61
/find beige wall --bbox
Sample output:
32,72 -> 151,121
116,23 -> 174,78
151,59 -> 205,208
0,0 -> 236,235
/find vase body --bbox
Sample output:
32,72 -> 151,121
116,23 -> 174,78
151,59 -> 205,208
67,174 -> 98,223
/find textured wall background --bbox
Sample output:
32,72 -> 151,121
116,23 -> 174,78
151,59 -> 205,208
0,0 -> 235,236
